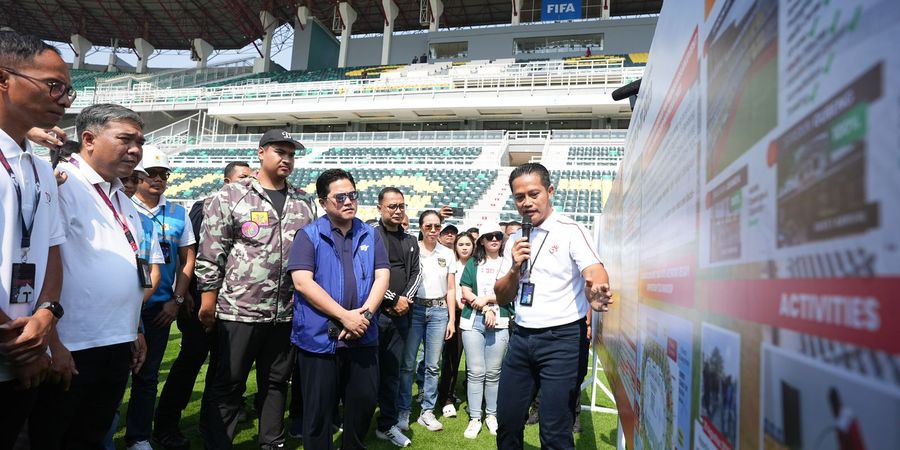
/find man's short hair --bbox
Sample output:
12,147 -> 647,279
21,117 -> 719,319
316,168 -> 356,199
0,31 -> 60,68
508,162 -> 552,190
466,227 -> 479,235
75,103 -> 144,138
378,186 -> 404,203
223,161 -> 251,179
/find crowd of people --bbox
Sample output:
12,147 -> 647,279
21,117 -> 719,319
0,31 -> 612,450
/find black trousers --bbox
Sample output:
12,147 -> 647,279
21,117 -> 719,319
376,312 -> 409,432
154,306 -> 215,434
29,343 -> 132,450
437,314 -> 464,408
0,379 -> 38,450
298,346 -> 379,450
496,319 -> 586,450
199,321 -> 294,449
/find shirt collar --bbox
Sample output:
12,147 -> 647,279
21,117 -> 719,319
70,154 -> 124,195
534,209 -> 558,231
132,194 -> 167,212
0,127 -> 31,159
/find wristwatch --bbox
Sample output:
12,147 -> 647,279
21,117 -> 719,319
35,301 -> 64,320
174,295 -> 185,305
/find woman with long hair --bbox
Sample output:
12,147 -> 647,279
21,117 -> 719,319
398,210 -> 457,432
458,224 -> 513,438
436,233 -> 475,417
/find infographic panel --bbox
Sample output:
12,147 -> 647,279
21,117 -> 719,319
598,0 -> 900,449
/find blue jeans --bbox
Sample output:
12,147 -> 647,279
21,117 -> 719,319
461,314 -> 509,420
400,304 -> 448,412
497,318 -> 586,450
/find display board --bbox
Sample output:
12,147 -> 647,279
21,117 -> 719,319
597,1 -> 900,449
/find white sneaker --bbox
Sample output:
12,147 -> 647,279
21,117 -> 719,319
126,441 -> 154,450
442,403 -> 457,418
485,415 -> 499,435
417,409 -> 444,431
376,426 -> 412,447
463,418 -> 482,439
397,410 -> 411,431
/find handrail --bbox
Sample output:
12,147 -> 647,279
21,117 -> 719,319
69,65 -> 644,109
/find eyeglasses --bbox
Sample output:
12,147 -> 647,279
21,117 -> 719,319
422,224 -> 441,231
144,168 -> 171,180
0,67 -> 77,102
328,191 -> 358,203
383,203 -> 406,211
483,232 -> 503,242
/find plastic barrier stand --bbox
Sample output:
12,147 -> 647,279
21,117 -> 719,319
597,1 -> 900,449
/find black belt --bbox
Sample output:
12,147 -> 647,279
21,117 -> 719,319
415,296 -> 447,308
513,317 -> 586,335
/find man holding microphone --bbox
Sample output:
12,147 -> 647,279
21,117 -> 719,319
494,163 -> 612,450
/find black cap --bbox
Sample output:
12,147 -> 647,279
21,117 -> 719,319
440,224 -> 459,235
259,129 -> 304,149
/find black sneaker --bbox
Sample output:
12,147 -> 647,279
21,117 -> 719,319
288,417 -> 303,439
152,430 -> 190,450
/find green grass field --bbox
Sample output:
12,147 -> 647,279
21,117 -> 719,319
112,329 -> 618,449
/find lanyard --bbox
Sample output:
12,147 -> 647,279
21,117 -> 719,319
134,201 -> 168,240
0,148 -> 41,260
523,229 -> 549,279
68,156 -> 139,253
93,185 -> 139,253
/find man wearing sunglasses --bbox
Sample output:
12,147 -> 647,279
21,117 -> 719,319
0,31 -> 73,448
195,129 -> 314,449
125,145 -> 196,450
371,187 -> 420,447
288,169 -> 390,450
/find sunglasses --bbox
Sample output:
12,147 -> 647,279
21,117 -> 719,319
120,174 -> 141,184
422,224 -> 442,231
144,168 -> 171,180
482,232 -> 503,242
383,203 -> 406,211
328,191 -> 359,203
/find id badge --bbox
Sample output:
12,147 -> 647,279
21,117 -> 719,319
518,282 -> 535,307
9,263 -> 37,304
136,257 -> 152,288
159,241 -> 172,264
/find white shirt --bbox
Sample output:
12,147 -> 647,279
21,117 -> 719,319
416,242 -> 457,299
0,130 -> 66,381
499,211 -> 601,328
55,154 -> 146,351
132,195 -> 196,248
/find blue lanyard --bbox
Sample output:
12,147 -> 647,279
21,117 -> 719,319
0,148 -> 41,260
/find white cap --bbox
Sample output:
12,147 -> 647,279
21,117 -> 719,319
141,145 -> 169,170
133,161 -> 148,176
478,223 -> 504,240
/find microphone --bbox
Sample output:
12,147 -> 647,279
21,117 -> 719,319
611,78 -> 641,101
519,215 -> 533,278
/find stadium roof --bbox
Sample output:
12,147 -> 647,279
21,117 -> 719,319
2,0 -> 662,51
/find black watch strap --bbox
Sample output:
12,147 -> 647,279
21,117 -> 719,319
36,301 -> 64,320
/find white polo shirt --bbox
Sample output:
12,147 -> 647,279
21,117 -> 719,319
55,154 -> 146,351
499,211 -> 602,328
0,130 -> 66,382
416,242 -> 457,299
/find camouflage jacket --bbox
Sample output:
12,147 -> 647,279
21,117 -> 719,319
195,178 -> 315,323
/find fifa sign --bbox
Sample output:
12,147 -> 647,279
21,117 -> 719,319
543,0 -> 582,21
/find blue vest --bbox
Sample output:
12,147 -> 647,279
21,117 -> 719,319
292,215 -> 379,354
137,202 -> 188,305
